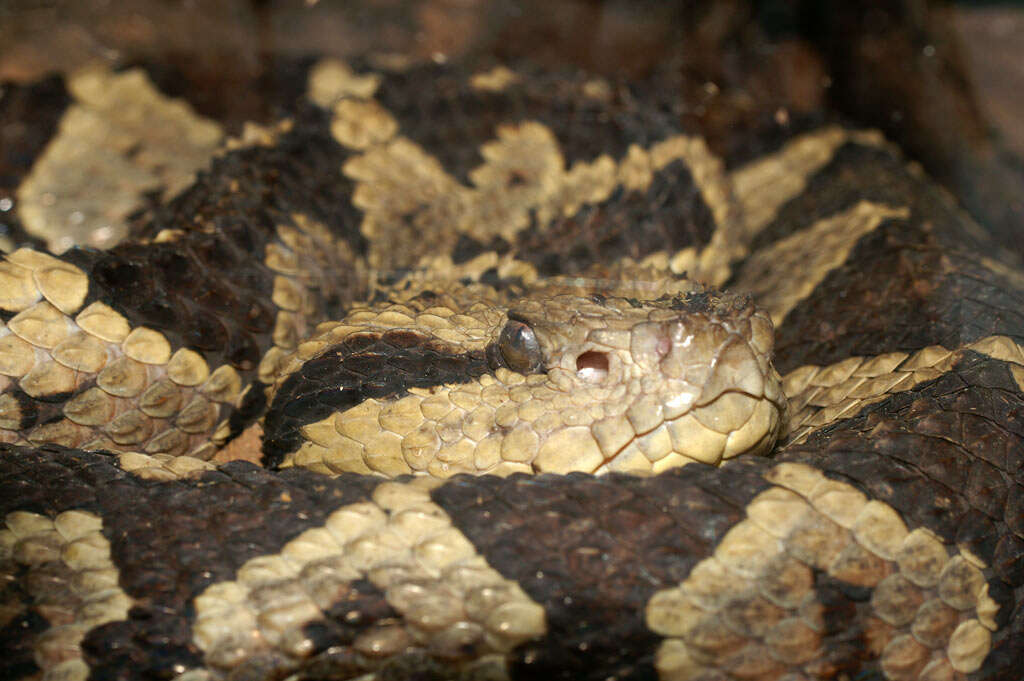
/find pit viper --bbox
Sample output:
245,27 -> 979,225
0,56 -> 1022,681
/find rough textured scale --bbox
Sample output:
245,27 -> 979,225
0,50 -> 1022,681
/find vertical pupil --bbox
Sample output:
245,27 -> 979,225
501,321 -> 537,371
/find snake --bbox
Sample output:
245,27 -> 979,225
0,54 -> 1022,681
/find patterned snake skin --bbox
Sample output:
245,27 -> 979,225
1,55 -> 1023,681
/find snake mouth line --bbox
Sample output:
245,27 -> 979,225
589,387 -> 786,476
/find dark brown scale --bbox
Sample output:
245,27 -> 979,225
372,61 -> 682,184
770,218 -> 1024,374
0,75 -> 70,250
512,159 -> 717,276
957,510 -> 1003,574
135,55 -> 320,134
744,142 -> 1007,261
262,331 -> 491,467
0,607 -> 48,681
618,59 -> 829,172
300,579 -> 400,658
0,445 -> 385,681
806,571 -> 874,675
777,353 -> 1024,680
187,310 -> 231,352
430,460 -> 773,681
22,107 -> 368,442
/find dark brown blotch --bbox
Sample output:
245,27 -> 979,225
261,332 -> 489,467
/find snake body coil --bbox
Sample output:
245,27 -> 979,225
0,57 -> 1022,681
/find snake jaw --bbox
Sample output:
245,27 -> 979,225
625,310 -> 784,469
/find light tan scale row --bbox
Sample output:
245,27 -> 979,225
0,253 -> 240,458
783,334 -> 1024,444
1,509 -> 134,681
187,478 -> 544,679
115,450 -> 217,481
0,211 -> 356,459
648,462 -> 998,681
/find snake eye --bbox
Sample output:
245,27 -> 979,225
498,320 -> 543,373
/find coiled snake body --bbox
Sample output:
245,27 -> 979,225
0,58 -> 1022,681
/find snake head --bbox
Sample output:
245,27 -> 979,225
493,289 -> 787,474
264,286 -> 785,479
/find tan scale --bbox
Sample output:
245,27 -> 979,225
0,395 -> 25,435
75,302 -> 131,342
469,65 -> 520,92
273,286 -> 786,479
729,126 -> 886,240
15,66 -> 223,251
306,58 -> 381,108
8,300 -> 77,349
1,510 -> 133,681
20,360 -> 82,400
6,247 -> 91,314
0,257 -> 43,311
732,201 -> 911,325
0,325 -> 41,378
0,208 -> 359,456
783,334 -> 1024,443
116,451 -> 216,481
647,462 -> 999,681
189,478 -> 544,677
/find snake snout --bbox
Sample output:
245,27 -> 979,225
607,306 -> 787,471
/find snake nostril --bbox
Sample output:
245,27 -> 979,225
576,351 -> 609,382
